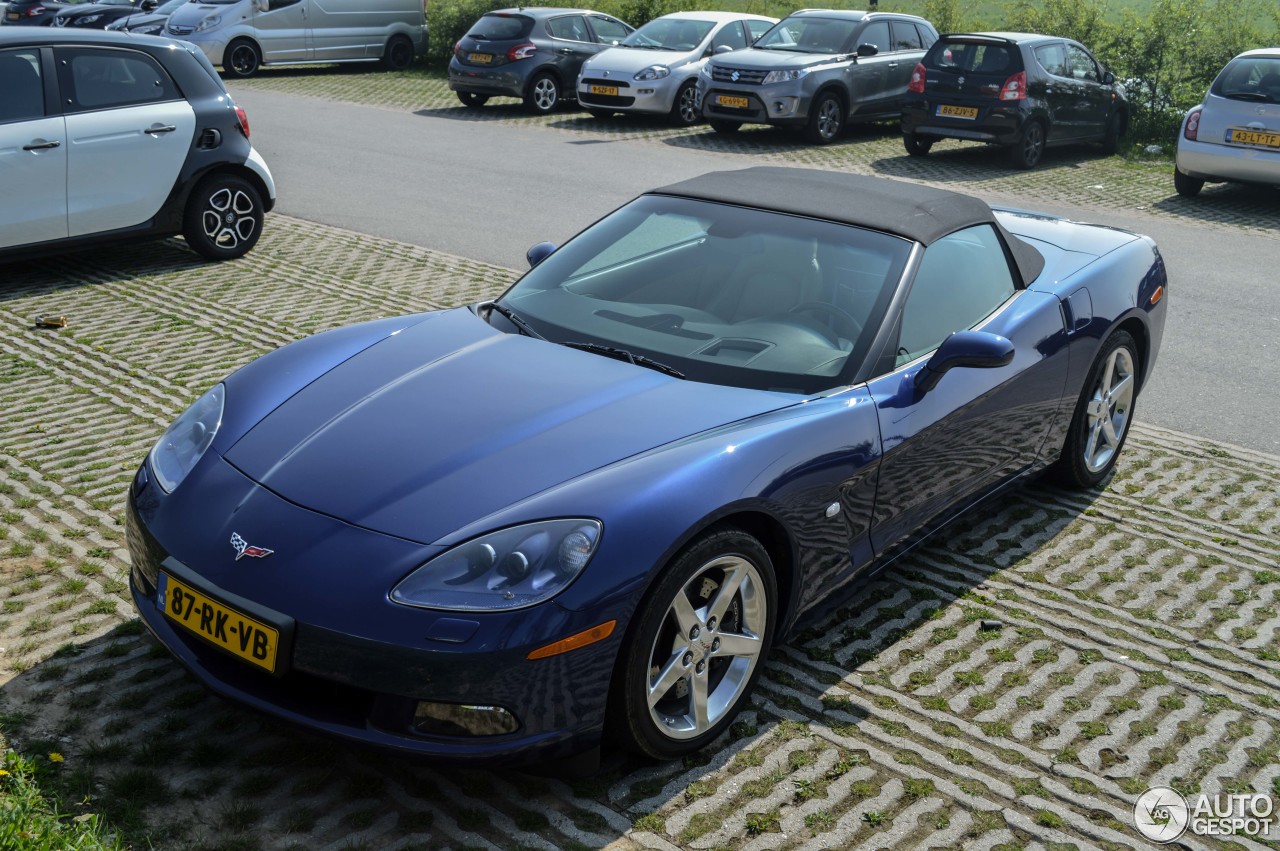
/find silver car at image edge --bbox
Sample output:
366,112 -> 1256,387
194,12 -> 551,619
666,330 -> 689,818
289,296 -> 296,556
1174,46 -> 1280,197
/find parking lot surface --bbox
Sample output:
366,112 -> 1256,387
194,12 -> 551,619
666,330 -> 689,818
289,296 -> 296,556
1,215 -> 1277,850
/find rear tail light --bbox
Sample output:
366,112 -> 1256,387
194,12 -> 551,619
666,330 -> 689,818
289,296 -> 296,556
999,71 -> 1026,101
908,62 -> 926,94
28,5 -> 47,14
1184,106 -> 1201,141
508,43 -> 536,61
234,104 -> 250,138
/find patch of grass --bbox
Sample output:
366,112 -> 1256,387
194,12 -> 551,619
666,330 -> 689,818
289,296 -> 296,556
0,750 -> 124,850
745,809 -> 781,834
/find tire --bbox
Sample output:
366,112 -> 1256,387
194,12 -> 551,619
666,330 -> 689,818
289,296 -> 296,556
525,72 -> 560,115
586,108 -> 613,120
803,91 -> 844,145
670,80 -> 700,127
382,34 -> 414,71
223,38 -> 261,79
1009,119 -> 1045,169
903,132 -> 933,156
708,119 -> 740,134
182,173 -> 264,261
611,527 -> 777,760
1050,329 -> 1139,489
1100,110 -> 1123,155
456,91 -> 489,108
1174,167 -> 1204,197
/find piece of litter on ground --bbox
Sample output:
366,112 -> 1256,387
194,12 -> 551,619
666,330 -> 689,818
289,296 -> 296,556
1145,144 -> 1164,154
979,620 -> 1004,631
34,314 -> 68,329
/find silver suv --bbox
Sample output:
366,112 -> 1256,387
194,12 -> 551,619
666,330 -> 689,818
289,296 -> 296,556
697,9 -> 937,144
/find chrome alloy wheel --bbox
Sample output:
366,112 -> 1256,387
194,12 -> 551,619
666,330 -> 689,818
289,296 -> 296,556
677,84 -> 699,124
532,77 -> 558,112
1082,345 -> 1135,474
201,187 -> 257,252
645,555 -> 767,740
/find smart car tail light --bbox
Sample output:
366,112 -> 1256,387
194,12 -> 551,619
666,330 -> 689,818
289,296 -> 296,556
508,43 -> 536,61
234,105 -> 250,138
908,62 -> 926,94
1000,71 -> 1026,100
1184,106 -> 1202,140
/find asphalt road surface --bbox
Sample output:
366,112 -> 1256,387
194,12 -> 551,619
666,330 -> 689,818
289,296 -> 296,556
233,88 -> 1280,456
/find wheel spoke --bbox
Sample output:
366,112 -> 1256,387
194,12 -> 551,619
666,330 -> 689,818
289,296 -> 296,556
690,668 -> 710,730
714,631 -> 761,659
707,562 -> 747,625
647,650 -> 688,708
670,591 -> 700,638
1085,418 -> 1102,465
1101,415 -> 1119,448
1109,373 -> 1134,406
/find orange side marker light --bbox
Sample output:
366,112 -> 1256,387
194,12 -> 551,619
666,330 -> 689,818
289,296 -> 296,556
1150,285 -> 1164,305
527,620 -> 617,660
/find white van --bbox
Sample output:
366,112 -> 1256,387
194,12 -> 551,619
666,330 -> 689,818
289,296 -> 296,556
165,0 -> 426,77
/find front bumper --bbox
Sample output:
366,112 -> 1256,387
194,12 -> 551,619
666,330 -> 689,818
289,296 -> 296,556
170,30 -> 231,67
1176,137 -> 1280,187
125,458 -> 622,766
577,73 -> 680,115
698,79 -> 809,127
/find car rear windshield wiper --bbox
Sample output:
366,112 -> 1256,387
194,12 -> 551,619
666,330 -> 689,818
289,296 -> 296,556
1224,91 -> 1274,101
563,342 -> 686,379
483,301 -> 546,340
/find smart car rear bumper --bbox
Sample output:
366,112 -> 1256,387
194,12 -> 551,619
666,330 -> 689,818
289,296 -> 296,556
901,101 -> 1025,144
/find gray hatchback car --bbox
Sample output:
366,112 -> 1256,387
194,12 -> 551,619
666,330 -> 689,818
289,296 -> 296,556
698,9 -> 937,144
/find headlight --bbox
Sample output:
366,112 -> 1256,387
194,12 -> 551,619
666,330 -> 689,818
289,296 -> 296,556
634,64 -> 670,81
700,63 -> 712,78
195,13 -> 221,31
77,13 -> 102,24
134,23 -> 163,34
148,384 -> 223,493
763,68 -> 807,84
391,519 -> 602,612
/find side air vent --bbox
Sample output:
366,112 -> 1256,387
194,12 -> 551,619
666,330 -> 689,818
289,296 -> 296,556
196,128 -> 222,150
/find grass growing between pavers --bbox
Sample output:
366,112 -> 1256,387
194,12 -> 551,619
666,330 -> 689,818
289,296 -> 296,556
1,218 -> 1277,849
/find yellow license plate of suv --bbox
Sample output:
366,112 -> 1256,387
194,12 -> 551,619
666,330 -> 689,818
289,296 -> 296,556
158,571 -> 280,673
938,104 -> 978,119
468,52 -> 493,64
590,85 -> 619,97
1227,128 -> 1280,148
716,95 -> 750,109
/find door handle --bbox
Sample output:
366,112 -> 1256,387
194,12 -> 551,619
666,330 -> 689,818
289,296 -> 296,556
23,139 -> 61,151
558,47 -> 572,54
145,124 -> 177,135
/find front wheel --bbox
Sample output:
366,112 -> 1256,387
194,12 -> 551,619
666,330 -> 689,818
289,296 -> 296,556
1174,167 -> 1204,197
525,73 -> 560,115
223,38 -> 261,79
903,132 -> 933,156
670,80 -> 700,127
182,174 -> 264,261
1009,120 -> 1045,169
803,92 -> 844,145
612,528 -> 776,759
1051,329 -> 1139,488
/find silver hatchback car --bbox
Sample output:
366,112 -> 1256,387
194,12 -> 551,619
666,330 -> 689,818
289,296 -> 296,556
1175,47 -> 1280,197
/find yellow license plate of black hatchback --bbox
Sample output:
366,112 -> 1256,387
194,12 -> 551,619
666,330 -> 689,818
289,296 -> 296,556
590,84 -> 619,97
716,95 -> 750,109
938,104 -> 978,119
1227,128 -> 1280,148
468,52 -> 493,64
158,571 -> 280,673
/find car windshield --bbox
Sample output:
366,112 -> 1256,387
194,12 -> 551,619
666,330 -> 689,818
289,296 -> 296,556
468,13 -> 533,41
621,18 -> 714,51
755,18 -> 857,54
1212,56 -> 1280,103
496,195 -> 913,394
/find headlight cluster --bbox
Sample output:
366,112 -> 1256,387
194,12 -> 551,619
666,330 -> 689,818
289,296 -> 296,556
149,384 -> 223,493
634,64 -> 670,81
700,63 -> 713,78
76,13 -> 102,24
763,68 -> 808,84
196,14 -> 221,31
132,23 -> 164,34
391,519 -> 602,612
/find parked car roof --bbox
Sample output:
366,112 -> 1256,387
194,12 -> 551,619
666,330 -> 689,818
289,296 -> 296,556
658,10 -> 776,23
939,32 -> 1058,44
0,26 -> 179,48
483,7 -> 613,18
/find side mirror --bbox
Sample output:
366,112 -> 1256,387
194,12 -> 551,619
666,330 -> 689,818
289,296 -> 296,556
526,241 -> 557,268
714,44 -> 735,54
856,43 -> 878,57
254,0 -> 268,11
141,0 -> 157,9
914,330 -> 1014,393
1102,70 -> 1115,85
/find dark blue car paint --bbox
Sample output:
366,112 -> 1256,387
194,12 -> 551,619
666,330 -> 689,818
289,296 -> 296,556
127,199 -> 1167,766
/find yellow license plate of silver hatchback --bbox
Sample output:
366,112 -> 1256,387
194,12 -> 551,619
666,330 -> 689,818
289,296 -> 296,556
716,95 -> 750,109
1227,128 -> 1280,148
590,85 -> 619,97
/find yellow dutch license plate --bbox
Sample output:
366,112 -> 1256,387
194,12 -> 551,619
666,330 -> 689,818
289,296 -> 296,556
468,52 -> 493,64
158,571 -> 280,673
1227,128 -> 1280,148
716,95 -> 750,109
938,104 -> 978,119
589,84 -> 619,97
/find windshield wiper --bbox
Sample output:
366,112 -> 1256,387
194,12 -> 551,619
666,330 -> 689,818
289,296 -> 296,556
483,301 -> 546,340
563,342 -> 686,379
1226,91 -> 1273,101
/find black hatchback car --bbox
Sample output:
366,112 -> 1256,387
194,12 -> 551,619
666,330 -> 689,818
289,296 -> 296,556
50,0 -> 154,28
448,7 -> 633,115
3,0 -> 87,25
901,32 -> 1127,168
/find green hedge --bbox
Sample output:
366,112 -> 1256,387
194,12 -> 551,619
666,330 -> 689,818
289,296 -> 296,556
427,0 -> 1280,145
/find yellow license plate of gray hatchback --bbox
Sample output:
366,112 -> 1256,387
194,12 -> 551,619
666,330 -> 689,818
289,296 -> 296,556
1227,128 -> 1280,148
716,95 -> 750,109
590,85 -> 619,97
468,52 -> 493,64
938,104 -> 978,119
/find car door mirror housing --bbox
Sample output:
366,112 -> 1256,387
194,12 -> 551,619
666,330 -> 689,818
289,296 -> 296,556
914,330 -> 1014,393
856,43 -> 878,57
714,44 -> 735,55
1102,70 -> 1115,85
527,241 -> 557,268
254,0 -> 268,11
141,0 -> 157,9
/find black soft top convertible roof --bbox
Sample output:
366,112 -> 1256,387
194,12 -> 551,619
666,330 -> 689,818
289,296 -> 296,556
653,167 -> 1044,285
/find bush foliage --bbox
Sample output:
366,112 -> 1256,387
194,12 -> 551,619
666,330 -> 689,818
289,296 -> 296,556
427,0 -> 1280,145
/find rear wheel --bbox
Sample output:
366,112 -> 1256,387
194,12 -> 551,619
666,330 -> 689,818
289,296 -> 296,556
525,73 -> 560,115
903,133 -> 933,156
182,173 -> 264,261
1051,329 -> 1139,488
709,119 -> 741,134
456,91 -> 489,108
224,38 -> 261,79
670,80 -> 700,127
382,34 -> 414,71
803,92 -> 844,145
1174,167 -> 1204,197
1009,119 -> 1045,169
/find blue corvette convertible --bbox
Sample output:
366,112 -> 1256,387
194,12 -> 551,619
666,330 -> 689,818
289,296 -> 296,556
127,168 -> 1166,767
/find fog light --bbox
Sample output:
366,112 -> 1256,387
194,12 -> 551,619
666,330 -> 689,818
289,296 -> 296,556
639,88 -> 654,94
413,701 -> 519,736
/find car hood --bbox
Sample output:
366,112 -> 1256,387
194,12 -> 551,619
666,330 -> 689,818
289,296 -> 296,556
224,307 -> 799,545
167,2 -> 221,26
584,46 -> 694,74
711,47 -> 840,70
